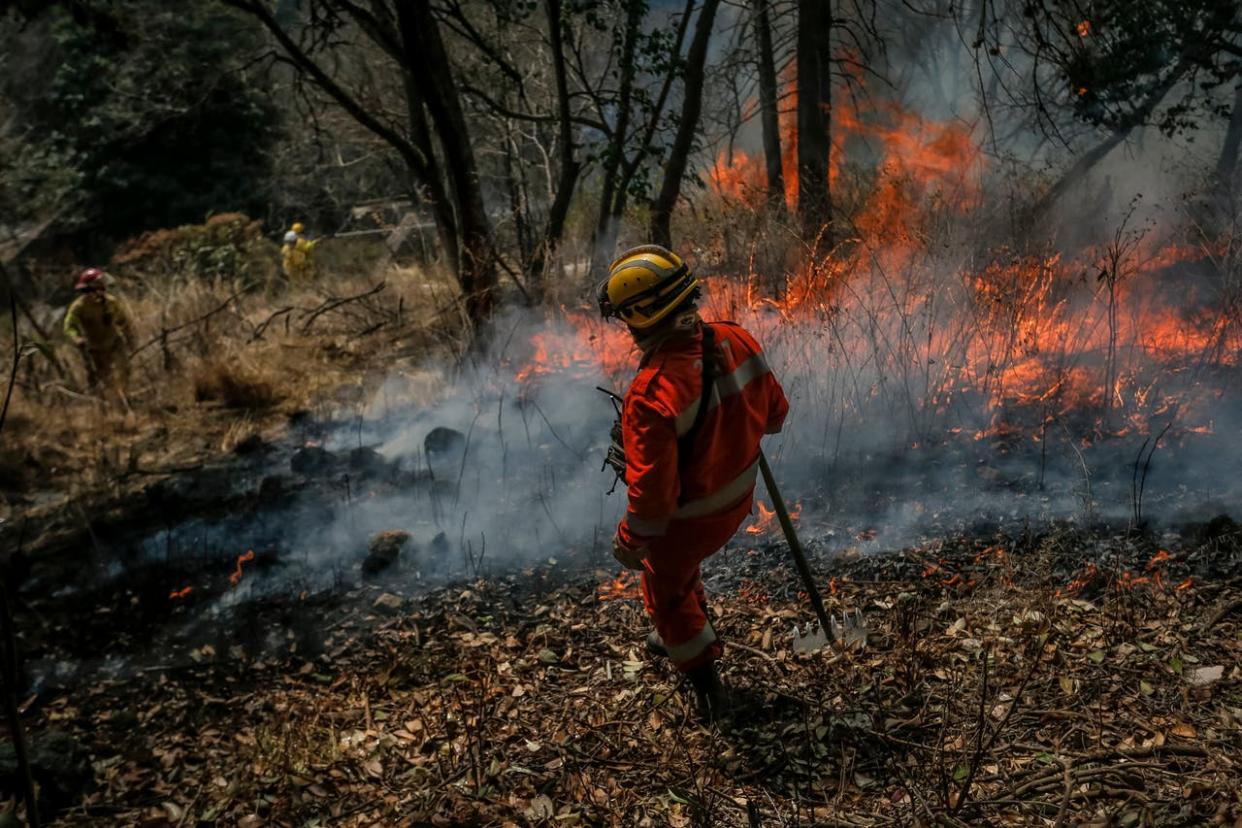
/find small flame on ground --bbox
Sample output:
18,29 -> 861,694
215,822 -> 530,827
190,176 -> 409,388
1147,550 -> 1172,570
1059,563 -> 1099,597
745,501 -> 800,536
168,586 -> 193,600
739,580 -> 769,605
974,546 -> 1006,564
1076,20 -> 1091,37
230,550 -> 256,587
597,570 -> 643,602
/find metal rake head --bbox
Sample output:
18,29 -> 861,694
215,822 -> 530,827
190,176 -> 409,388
792,608 -> 869,653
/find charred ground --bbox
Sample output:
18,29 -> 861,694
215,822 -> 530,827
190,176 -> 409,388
10,505 -> 1240,826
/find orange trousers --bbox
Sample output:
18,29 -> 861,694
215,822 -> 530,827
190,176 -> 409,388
640,494 -> 752,672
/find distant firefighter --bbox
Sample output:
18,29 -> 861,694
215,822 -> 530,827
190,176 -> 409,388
280,221 -> 317,281
63,268 -> 135,393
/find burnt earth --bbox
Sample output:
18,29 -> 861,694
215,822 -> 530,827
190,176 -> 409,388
3,519 -> 1239,826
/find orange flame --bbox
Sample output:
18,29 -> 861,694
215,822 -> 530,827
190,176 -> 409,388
745,501 -> 776,535
1175,578 -> 1194,591
744,500 -> 799,536
169,586 -> 194,600
495,41 -> 1234,486
597,569 -> 643,602
513,312 -> 633,387
739,580 -> 769,605
1146,550 -> 1172,570
1076,20 -> 1091,37
230,550 -> 256,587
1060,563 -> 1099,596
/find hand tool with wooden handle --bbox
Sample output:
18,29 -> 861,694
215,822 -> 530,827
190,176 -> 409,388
758,450 -> 867,652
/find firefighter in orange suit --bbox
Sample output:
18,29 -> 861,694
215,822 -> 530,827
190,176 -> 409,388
598,244 -> 789,719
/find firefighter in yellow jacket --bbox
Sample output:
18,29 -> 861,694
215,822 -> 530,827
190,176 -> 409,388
63,268 -> 135,391
281,222 -> 317,281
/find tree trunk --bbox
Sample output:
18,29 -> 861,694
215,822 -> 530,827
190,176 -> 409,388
796,0 -> 833,246
650,0 -> 722,249
752,0 -> 785,214
395,0 -> 496,324
527,0 -> 581,292
503,124 -> 534,282
590,0 -> 643,280
221,0 -> 489,318
400,69 -> 460,275
1216,82 -> 1242,186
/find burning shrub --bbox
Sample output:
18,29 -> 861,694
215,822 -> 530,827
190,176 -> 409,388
193,355 -> 280,411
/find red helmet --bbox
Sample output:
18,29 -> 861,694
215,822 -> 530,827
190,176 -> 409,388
75,268 -> 105,292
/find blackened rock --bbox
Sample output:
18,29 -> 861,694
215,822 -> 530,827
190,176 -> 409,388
424,427 -> 465,481
430,531 -> 450,559
1200,514 -> 1238,542
291,446 -> 337,476
363,529 -> 413,576
349,446 -> 390,477
424,427 -> 466,456
0,729 -> 94,818
233,433 -> 270,456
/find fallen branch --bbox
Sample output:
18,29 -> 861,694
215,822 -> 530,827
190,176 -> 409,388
249,306 -> 296,341
1200,597 -> 1242,633
131,289 -> 244,357
299,282 -> 387,333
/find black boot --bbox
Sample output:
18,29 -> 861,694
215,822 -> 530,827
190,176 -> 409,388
645,630 -> 668,658
686,662 -> 729,722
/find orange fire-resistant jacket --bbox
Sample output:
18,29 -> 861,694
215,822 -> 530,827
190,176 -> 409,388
617,321 -> 789,548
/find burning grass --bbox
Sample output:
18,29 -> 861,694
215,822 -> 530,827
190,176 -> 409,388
23,521 -> 1241,826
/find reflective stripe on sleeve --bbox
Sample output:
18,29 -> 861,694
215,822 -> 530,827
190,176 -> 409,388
674,352 -> 771,436
665,618 -> 718,663
673,459 -> 760,519
624,512 -> 670,537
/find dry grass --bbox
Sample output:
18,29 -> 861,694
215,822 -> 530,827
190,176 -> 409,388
192,354 -> 280,410
0,245 -> 465,521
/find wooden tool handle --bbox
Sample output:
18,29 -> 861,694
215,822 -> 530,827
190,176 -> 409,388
758,450 -> 834,637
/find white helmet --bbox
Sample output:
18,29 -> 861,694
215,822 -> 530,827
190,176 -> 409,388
283,231 -> 298,244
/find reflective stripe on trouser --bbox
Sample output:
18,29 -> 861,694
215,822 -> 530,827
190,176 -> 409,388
639,495 -> 752,672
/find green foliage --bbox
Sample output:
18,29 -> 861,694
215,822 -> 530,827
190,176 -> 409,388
110,213 -> 278,286
2,0 -> 280,242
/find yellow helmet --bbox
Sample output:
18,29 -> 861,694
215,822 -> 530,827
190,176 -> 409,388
291,222 -> 305,234
597,244 -> 700,330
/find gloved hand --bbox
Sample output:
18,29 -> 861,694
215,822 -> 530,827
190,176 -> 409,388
612,532 -> 648,571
